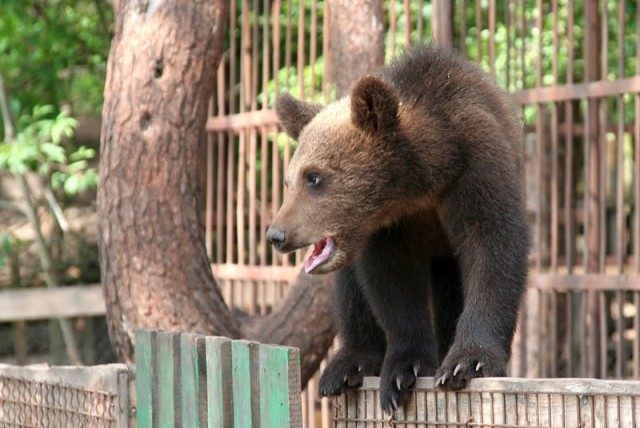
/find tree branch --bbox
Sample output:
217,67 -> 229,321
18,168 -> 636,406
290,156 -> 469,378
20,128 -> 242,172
0,72 -> 83,365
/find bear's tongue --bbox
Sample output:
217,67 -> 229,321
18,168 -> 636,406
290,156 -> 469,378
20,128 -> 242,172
305,237 -> 335,274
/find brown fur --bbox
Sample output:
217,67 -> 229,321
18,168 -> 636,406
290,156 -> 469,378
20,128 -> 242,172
267,45 -> 530,413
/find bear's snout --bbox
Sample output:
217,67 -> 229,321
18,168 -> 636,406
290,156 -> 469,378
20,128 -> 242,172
266,226 -> 287,252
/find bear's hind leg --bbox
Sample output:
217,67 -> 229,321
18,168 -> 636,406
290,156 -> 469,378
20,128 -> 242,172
318,264 -> 386,397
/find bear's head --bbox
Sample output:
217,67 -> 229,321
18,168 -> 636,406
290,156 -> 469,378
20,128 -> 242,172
267,76 -> 408,274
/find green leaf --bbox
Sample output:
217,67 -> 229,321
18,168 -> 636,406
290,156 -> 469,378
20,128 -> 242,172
51,171 -> 67,190
63,174 -> 79,195
67,159 -> 88,172
69,146 -> 96,162
40,142 -> 66,163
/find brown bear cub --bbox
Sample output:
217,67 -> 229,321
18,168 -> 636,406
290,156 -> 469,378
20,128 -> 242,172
267,45 -> 530,413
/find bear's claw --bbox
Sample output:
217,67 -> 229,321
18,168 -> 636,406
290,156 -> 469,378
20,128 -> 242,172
318,351 -> 383,397
435,345 -> 507,391
379,353 -> 437,414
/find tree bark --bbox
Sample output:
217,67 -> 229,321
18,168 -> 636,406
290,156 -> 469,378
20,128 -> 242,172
98,0 -> 336,386
328,0 -> 385,98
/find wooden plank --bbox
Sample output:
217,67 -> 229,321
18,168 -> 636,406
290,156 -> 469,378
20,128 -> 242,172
231,340 -> 259,427
258,344 -> 301,428
206,109 -> 278,132
335,377 -> 640,426
532,274 -> 640,291
511,75 -> 640,104
205,337 -> 233,428
0,284 -> 104,321
135,329 -> 157,428
156,331 -> 180,428
180,334 -> 206,428
212,263 -> 299,283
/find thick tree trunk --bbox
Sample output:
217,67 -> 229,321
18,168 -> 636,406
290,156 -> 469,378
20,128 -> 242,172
328,0 -> 385,98
98,0 -> 336,386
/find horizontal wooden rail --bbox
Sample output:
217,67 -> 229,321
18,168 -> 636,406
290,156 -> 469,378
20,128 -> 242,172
334,377 -> 640,427
512,75 -> 640,104
0,284 -> 104,322
211,263 -> 300,282
206,109 -> 278,132
532,273 -> 640,291
0,273 -> 636,322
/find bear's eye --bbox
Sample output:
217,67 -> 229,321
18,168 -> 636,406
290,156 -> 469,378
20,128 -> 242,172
305,173 -> 322,188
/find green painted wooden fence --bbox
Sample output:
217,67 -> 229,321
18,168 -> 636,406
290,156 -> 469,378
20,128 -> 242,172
135,330 -> 302,428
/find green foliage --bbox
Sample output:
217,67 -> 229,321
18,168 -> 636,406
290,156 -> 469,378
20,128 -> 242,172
0,105 -> 98,195
0,234 -> 12,268
0,0 -> 113,133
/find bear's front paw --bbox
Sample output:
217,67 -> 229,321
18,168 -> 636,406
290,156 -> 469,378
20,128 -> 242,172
379,352 -> 437,414
435,344 -> 507,391
318,351 -> 383,397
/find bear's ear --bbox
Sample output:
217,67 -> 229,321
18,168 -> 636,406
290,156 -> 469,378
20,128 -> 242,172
275,93 -> 324,140
350,76 -> 399,135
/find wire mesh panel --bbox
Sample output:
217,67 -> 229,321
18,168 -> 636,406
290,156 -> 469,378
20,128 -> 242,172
0,364 -> 133,428
333,377 -> 640,427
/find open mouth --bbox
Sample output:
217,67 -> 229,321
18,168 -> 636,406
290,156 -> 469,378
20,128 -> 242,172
304,237 -> 335,273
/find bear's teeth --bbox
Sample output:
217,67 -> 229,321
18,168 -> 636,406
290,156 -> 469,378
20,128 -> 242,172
304,237 -> 335,273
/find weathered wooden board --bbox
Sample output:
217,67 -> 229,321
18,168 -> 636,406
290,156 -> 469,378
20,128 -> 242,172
135,330 -> 302,428
0,284 -> 104,321
333,377 -> 640,427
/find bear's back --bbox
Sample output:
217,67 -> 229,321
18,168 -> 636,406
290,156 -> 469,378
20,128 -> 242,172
382,45 -> 523,172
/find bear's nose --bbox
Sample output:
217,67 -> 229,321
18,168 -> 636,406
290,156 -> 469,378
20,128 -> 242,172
266,226 -> 287,251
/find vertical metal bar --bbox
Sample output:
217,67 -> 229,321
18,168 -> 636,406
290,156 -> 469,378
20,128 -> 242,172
504,0 -> 511,90
636,1 -> 640,273
310,0 -> 318,99
585,0 -> 602,377
206,128 -> 214,258
599,291 -> 607,377
417,0 -> 425,40
566,290 -> 574,376
520,0 -> 526,90
271,0 -> 282,264
565,0 -> 575,273
550,291 -> 558,376
635,292 -> 640,378
226,0 -> 237,266
404,0 -> 411,48
285,0 -> 293,92
550,0 -> 559,272
322,0 -> 331,102
297,1 -> 305,100
598,0 -> 609,273
615,0 -> 627,379
260,0 -> 270,269
616,0 -> 627,273
535,0 -> 545,271
216,64 -> 226,265
475,0 -> 482,63
460,0 -> 468,56
389,1 -> 397,55
616,290 -> 625,377
488,0 -> 496,76
251,0 -> 259,112
236,129 -> 246,265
